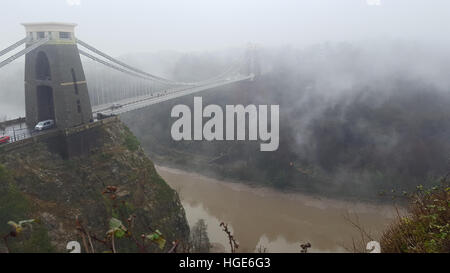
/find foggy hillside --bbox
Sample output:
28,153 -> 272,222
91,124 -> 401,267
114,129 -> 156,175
1,40 -> 450,199
122,41 -> 450,199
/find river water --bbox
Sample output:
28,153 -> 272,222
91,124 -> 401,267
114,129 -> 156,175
156,166 -> 397,253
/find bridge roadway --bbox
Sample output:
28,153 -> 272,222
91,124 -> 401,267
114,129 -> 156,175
0,120 -> 59,145
92,74 -> 253,116
1,120 -> 30,143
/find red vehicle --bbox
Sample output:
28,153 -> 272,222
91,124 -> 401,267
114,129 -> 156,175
0,136 -> 11,144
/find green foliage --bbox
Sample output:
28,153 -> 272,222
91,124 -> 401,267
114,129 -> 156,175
146,230 -> 166,249
107,217 -> 128,238
123,132 -> 140,152
381,179 -> 450,253
0,166 -> 30,235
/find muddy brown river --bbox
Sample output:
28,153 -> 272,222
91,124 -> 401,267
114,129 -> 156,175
156,166 -> 397,253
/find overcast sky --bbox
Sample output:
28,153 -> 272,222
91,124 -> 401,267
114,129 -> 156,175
1,0 -> 450,55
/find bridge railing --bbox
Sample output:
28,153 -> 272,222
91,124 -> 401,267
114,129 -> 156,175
0,116 -> 119,153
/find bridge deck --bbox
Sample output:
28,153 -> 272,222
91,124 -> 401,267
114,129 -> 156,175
93,74 -> 253,116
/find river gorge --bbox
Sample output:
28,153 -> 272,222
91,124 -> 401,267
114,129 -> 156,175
157,166 -> 398,253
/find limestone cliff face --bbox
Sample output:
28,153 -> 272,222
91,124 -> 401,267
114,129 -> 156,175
0,119 -> 189,253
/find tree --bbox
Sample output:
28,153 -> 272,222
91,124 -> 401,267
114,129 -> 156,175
191,219 -> 210,253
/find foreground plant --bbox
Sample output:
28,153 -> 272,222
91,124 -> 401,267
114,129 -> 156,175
72,185 -> 178,253
380,175 -> 450,253
220,222 -> 239,253
2,219 -> 39,253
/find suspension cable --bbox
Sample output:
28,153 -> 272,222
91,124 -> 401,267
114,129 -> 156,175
77,39 -> 190,85
80,49 -> 158,81
79,49 -> 187,91
0,37 -> 49,69
0,38 -> 26,58
77,39 -> 245,86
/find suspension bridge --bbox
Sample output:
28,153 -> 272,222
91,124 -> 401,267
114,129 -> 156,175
0,22 -> 258,144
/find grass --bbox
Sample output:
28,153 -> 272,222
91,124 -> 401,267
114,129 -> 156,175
123,129 -> 140,152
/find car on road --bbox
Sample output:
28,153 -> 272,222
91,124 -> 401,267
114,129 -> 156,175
35,120 -> 55,131
110,103 -> 122,110
0,136 -> 10,145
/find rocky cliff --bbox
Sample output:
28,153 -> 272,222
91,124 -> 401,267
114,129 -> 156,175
0,119 -> 189,253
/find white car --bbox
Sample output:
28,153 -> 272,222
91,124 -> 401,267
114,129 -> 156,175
35,120 -> 55,131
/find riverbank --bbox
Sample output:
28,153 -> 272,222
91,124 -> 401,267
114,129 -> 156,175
156,165 -> 400,253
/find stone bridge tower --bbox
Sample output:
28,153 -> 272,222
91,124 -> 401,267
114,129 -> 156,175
23,22 -> 93,129
244,44 -> 261,80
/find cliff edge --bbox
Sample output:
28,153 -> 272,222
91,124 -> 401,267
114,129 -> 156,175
0,119 -> 189,253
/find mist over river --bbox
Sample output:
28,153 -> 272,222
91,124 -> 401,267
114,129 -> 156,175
156,166 -> 398,253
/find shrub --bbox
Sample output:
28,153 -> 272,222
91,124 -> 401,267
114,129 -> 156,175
380,176 -> 450,253
124,133 -> 140,152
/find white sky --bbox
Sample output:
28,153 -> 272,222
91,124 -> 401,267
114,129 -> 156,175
1,0 -> 450,55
